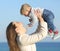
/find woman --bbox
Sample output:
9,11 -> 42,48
6,22 -> 20,51
6,10 -> 48,51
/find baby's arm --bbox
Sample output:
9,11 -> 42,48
27,8 -> 38,27
28,8 -> 43,27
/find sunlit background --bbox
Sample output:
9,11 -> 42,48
0,0 -> 60,42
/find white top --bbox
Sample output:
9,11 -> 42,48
28,8 -> 44,27
17,21 -> 48,51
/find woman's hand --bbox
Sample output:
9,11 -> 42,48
34,9 -> 42,18
34,9 -> 44,22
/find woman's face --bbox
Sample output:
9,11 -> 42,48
13,22 -> 26,34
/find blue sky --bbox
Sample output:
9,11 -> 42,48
0,0 -> 60,42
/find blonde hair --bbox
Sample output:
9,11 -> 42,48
20,4 -> 31,14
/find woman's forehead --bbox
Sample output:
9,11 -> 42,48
13,22 -> 22,24
13,22 -> 23,26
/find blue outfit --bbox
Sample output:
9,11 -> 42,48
42,9 -> 56,31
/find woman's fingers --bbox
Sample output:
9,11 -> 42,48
34,10 -> 38,16
34,9 -> 41,18
34,9 -> 44,22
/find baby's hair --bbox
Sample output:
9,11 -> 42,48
20,3 -> 31,14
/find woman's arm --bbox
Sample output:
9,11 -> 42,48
18,22 -> 48,46
17,10 -> 48,45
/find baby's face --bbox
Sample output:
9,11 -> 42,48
23,7 -> 31,16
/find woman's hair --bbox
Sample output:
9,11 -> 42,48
6,22 -> 20,51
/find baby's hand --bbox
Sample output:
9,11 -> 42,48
28,23 -> 33,27
28,18 -> 33,27
29,19 -> 32,22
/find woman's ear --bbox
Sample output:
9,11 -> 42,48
15,27 -> 21,34
15,28 -> 18,34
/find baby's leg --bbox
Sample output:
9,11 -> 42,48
42,9 -> 56,31
42,9 -> 60,40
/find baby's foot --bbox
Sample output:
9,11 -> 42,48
52,30 -> 60,40
48,29 -> 53,38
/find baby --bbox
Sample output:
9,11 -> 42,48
20,3 -> 59,40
